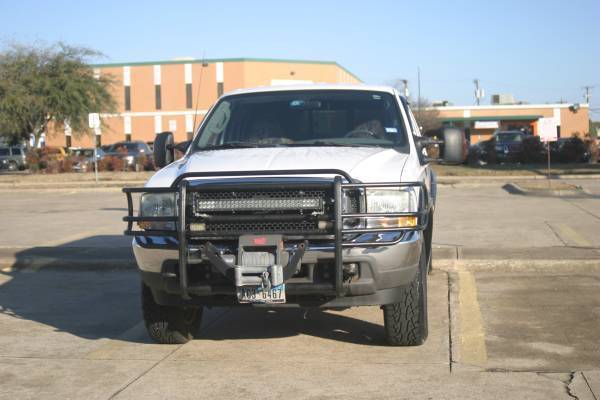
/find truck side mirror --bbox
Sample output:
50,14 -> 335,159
153,131 -> 174,169
172,140 -> 191,154
441,128 -> 466,164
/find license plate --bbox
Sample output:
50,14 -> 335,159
237,284 -> 286,304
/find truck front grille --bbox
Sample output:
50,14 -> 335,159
189,187 -> 331,235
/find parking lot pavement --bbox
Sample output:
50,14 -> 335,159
1,268 -> 598,399
434,184 -> 600,249
1,184 -> 599,253
0,188 -> 128,248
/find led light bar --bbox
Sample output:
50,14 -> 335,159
195,197 -> 322,211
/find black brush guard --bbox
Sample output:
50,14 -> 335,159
123,169 -> 430,299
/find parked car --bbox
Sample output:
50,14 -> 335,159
104,141 -> 153,171
0,145 -> 27,171
469,130 -> 532,164
123,84 -> 465,346
548,137 -> 589,163
70,147 -> 106,172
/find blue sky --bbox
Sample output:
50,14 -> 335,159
1,0 -> 599,115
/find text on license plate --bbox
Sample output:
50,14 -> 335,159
237,284 -> 286,304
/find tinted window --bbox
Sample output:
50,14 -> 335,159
194,90 -> 407,151
0,148 -> 8,156
11,148 -> 22,155
496,132 -> 523,143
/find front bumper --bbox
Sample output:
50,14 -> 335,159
134,231 -> 422,307
124,169 -> 430,307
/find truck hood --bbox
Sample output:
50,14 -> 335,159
147,146 -> 410,187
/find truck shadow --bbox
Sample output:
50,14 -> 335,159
199,307 -> 388,346
0,236 -> 388,346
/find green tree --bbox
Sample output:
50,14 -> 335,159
0,42 -> 116,147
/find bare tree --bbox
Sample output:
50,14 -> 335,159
389,80 -> 441,135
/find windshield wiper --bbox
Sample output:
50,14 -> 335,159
297,140 -> 379,147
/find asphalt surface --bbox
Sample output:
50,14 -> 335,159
0,268 -> 598,399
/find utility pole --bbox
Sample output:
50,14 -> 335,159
583,86 -> 592,104
417,67 -> 421,119
474,79 -> 484,105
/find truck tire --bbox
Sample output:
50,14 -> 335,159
382,242 -> 428,346
141,283 -> 203,344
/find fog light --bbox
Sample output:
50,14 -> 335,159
365,216 -> 417,229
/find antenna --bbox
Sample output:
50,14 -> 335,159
191,52 -> 207,137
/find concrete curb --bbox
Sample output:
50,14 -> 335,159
0,181 -> 144,190
0,257 -> 137,271
1,245 -> 598,273
0,173 -> 599,190
433,258 -> 600,273
502,182 -> 591,197
0,246 -> 137,271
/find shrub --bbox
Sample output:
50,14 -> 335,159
518,135 -> 546,163
558,136 -> 586,163
98,155 -> 126,171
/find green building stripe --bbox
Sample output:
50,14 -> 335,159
442,115 -> 544,122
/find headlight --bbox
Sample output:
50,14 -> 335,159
362,188 -> 419,229
139,193 -> 176,230
365,188 -> 418,213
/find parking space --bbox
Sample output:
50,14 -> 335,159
1,267 -> 598,399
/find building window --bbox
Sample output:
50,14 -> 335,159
217,82 -> 224,97
124,86 -> 131,111
186,83 -> 193,108
155,85 -> 162,110
125,134 -> 132,142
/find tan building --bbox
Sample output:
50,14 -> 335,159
435,103 -> 590,144
46,58 -> 361,148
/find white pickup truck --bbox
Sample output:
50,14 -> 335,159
123,84 -> 464,346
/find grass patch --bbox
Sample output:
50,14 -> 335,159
0,171 -> 153,183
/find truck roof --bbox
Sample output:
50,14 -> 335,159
224,83 -> 400,98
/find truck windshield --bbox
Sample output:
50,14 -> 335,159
193,90 -> 408,151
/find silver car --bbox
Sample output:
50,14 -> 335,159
0,146 -> 27,171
